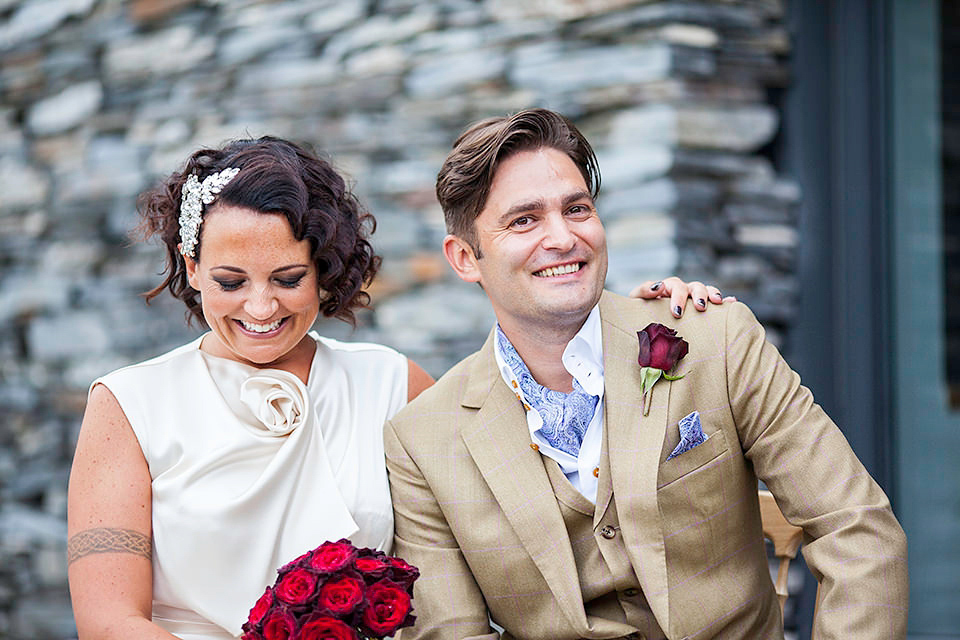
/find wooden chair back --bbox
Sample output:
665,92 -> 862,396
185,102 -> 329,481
758,489 -> 804,616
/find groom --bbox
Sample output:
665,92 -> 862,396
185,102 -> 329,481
384,109 -> 907,639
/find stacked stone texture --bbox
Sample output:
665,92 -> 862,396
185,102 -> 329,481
0,0 -> 795,637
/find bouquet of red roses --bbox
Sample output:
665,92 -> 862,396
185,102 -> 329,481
241,539 -> 419,640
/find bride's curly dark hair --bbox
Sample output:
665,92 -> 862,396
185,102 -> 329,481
137,136 -> 380,326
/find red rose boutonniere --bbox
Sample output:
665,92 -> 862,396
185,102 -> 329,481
637,322 -> 689,415
241,539 -> 419,640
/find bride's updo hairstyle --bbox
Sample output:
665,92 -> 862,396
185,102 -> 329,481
137,136 -> 380,326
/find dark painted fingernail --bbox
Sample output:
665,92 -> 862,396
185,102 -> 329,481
674,305 -> 683,317
697,298 -> 706,307
650,281 -> 662,291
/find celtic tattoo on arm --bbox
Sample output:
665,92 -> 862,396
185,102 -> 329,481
67,528 -> 151,565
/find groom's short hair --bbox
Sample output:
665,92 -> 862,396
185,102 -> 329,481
435,108 -> 601,254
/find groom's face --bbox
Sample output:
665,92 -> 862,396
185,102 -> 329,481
449,146 -> 608,333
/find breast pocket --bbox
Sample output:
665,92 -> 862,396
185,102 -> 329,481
657,429 -> 729,489
655,428 -> 731,536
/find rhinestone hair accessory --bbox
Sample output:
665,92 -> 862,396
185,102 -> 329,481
178,167 -> 241,257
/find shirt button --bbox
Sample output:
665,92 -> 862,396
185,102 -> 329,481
623,587 -> 640,597
599,525 -> 616,539
530,443 -> 539,451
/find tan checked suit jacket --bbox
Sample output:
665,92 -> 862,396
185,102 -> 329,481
384,292 -> 908,639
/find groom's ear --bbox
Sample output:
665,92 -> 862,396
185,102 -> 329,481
442,234 -> 482,284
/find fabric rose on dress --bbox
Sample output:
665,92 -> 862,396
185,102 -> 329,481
298,615 -> 359,640
636,323 -> 689,416
274,568 -> 318,607
240,369 -> 310,436
309,539 -> 358,573
361,580 -> 414,636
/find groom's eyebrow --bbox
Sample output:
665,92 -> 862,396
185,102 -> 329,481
499,199 -> 545,224
562,190 -> 594,207
498,190 -> 594,225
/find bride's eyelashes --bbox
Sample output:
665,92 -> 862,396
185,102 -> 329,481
213,277 -> 243,291
276,274 -> 306,288
212,274 -> 307,292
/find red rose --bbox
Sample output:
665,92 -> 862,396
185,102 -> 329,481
354,555 -> 388,580
317,574 -> 364,615
637,323 -> 688,371
262,609 -> 297,640
274,568 -> 318,606
387,557 -> 413,571
247,587 -> 274,627
296,615 -> 359,640
385,557 -> 419,589
309,540 -> 358,573
361,580 -> 413,635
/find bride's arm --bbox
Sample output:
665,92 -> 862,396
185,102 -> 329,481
407,359 -> 435,402
67,384 -> 177,640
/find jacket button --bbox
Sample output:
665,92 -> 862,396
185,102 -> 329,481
599,525 -> 616,539
623,587 -> 640,597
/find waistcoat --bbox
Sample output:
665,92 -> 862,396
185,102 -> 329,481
542,436 -> 667,640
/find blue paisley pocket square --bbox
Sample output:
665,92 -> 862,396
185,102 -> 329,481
667,410 -> 707,460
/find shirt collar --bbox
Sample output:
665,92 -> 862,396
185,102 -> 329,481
493,304 -> 604,403
561,304 -> 604,397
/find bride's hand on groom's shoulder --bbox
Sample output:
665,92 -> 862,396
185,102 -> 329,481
629,276 -> 735,318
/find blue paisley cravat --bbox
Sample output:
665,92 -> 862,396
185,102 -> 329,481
496,327 -> 599,457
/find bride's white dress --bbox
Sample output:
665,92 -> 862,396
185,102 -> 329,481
95,331 -> 408,639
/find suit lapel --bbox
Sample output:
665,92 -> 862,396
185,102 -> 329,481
600,292 -> 672,631
459,329 -> 589,633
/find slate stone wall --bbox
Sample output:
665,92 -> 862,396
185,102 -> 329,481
0,1 -> 795,637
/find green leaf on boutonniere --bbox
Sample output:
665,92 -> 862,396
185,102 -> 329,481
640,366 -> 662,391
639,366 -> 662,415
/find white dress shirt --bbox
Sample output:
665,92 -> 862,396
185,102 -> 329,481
494,305 -> 605,503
